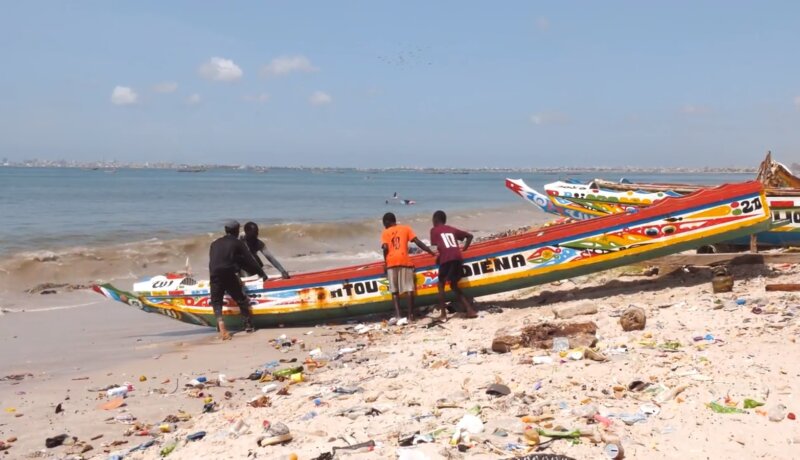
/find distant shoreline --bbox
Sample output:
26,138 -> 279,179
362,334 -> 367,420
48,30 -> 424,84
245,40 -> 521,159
0,163 -> 759,174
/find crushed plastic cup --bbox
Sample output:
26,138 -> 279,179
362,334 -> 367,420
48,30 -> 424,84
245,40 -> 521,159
228,419 -> 250,438
396,317 -> 409,326
552,337 -> 569,353
567,350 -> 584,360
456,414 -> 484,434
532,356 -> 553,365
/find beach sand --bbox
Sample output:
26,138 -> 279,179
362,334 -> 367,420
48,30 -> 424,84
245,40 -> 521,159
2,260 -> 800,459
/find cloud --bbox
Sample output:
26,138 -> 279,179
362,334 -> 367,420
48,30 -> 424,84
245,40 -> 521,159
186,93 -> 201,105
198,57 -> 243,82
244,92 -> 270,103
261,55 -> 318,77
152,82 -> 178,93
530,111 -> 569,125
309,91 -> 332,106
535,17 -> 550,32
794,96 -> 800,109
110,86 -> 138,105
681,104 -> 711,115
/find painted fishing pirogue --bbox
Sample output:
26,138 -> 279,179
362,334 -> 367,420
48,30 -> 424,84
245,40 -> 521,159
506,154 -> 800,246
94,181 -> 771,329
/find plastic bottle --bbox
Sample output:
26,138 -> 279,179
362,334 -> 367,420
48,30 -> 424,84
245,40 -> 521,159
301,411 -> 318,421
159,423 -> 177,433
261,383 -> 278,393
106,386 -> 128,398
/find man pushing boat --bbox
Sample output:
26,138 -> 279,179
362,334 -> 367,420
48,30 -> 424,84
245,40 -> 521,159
241,221 -> 290,280
209,220 -> 268,340
381,212 -> 436,321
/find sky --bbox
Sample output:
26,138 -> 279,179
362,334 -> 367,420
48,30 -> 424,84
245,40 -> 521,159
1,1 -> 799,168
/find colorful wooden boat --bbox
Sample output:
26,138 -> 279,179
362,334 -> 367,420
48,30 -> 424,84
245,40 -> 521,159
506,153 -> 800,247
94,181 -> 771,329
507,180 -> 800,247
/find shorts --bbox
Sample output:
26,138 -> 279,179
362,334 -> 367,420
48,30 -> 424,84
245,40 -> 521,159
438,260 -> 464,287
386,266 -> 415,294
209,271 -> 252,318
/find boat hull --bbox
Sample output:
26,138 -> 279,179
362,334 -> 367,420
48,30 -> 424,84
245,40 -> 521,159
506,178 -> 800,247
94,182 -> 771,329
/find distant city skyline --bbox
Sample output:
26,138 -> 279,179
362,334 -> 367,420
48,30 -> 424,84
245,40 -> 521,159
1,2 -> 800,167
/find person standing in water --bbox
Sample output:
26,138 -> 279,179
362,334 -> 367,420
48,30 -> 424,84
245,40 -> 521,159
381,212 -> 435,321
209,220 -> 267,340
241,222 -> 290,279
429,210 -> 478,320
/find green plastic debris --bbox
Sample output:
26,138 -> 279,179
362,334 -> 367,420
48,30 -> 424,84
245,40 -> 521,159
660,341 -> 682,350
707,401 -> 746,414
536,428 -> 582,439
743,399 -> 764,409
160,441 -> 177,457
273,366 -> 304,378
467,405 -> 482,416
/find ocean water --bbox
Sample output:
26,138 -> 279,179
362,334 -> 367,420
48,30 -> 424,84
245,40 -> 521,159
0,167 -> 754,256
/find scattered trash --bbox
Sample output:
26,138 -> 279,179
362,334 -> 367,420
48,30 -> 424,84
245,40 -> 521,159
187,431 -> 206,441
486,383 -> 511,397
334,386 -> 362,395
99,398 -> 126,411
258,422 -> 292,446
552,337 -> 570,353
45,434 -> 70,448
743,399 -> 764,409
533,356 -> 554,365
707,401 -> 746,414
248,396 -> 271,408
604,442 -> 625,459
769,404 -> 788,422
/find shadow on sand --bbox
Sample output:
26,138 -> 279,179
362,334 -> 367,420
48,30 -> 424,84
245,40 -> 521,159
488,264 -> 779,310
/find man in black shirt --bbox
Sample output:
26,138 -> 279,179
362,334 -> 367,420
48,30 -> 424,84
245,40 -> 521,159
241,222 -> 290,279
209,220 -> 267,340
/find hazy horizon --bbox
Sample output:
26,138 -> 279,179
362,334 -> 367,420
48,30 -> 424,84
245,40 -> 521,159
2,2 -> 800,168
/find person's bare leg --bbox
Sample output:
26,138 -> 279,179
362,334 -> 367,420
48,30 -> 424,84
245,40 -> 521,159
454,285 -> 478,318
392,293 -> 401,319
437,283 -> 448,321
407,292 -> 416,322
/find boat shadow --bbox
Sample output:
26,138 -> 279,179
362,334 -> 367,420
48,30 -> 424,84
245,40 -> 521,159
489,264 -> 781,309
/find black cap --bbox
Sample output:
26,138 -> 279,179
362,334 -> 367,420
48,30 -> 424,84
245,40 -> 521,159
224,220 -> 240,232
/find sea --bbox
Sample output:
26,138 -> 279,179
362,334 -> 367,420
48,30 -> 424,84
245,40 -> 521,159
0,167 -> 755,292
0,167 -> 754,256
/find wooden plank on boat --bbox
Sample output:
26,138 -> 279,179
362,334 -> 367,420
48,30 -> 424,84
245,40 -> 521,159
640,252 -> 800,268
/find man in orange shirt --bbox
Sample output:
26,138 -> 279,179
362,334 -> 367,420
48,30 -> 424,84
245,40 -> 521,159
381,212 -> 435,321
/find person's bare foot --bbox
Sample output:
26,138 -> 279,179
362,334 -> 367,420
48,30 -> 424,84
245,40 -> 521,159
218,320 -> 232,340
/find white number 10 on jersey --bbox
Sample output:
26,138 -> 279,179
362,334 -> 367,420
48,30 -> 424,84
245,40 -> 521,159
441,233 -> 458,248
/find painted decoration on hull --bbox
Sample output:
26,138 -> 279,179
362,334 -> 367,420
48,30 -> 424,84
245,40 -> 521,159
94,182 -> 771,328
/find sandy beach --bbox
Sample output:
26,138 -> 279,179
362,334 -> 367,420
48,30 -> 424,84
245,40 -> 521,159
2,258 -> 800,459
